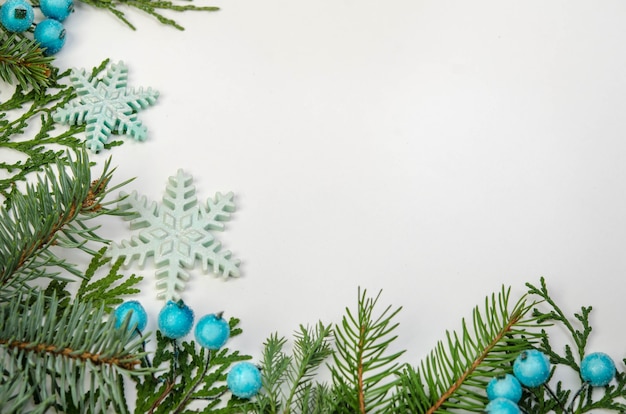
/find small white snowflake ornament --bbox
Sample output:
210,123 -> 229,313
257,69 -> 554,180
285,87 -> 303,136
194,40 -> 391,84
53,61 -> 159,153
108,170 -> 241,302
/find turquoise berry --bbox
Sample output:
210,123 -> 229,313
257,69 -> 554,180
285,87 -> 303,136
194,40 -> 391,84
485,398 -> 522,414
40,0 -> 73,22
114,300 -> 148,334
0,0 -> 34,33
513,349 -> 551,388
33,19 -> 66,55
158,300 -> 194,339
195,313 -> 230,350
227,362 -> 262,399
486,374 -> 523,403
581,352 -> 616,387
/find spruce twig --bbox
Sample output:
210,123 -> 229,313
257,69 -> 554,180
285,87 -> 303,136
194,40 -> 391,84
0,30 -> 54,92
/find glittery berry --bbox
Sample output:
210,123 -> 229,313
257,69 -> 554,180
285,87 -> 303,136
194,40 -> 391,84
485,398 -> 522,414
114,300 -> 148,334
581,352 -> 616,387
513,349 -> 551,388
33,18 -> 66,55
0,0 -> 34,33
158,300 -> 194,339
227,362 -> 262,399
486,374 -> 523,403
195,313 -> 230,350
40,0 -> 73,22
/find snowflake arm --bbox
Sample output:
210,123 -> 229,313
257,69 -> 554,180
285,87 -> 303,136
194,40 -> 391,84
108,170 -> 242,302
52,61 -> 159,153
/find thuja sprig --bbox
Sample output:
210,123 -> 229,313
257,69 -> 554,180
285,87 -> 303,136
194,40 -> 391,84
519,278 -> 626,413
392,286 -> 542,413
72,0 -> 220,31
0,59 -> 116,207
134,319 -> 253,414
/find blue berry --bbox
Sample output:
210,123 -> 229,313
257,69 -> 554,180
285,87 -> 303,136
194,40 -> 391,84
33,19 -> 65,55
40,0 -> 73,22
158,300 -> 194,339
0,0 -> 34,33
114,300 -> 148,334
486,374 -> 522,403
513,349 -> 551,388
485,398 -> 522,414
227,362 -> 262,399
195,313 -> 230,350
581,352 -> 616,387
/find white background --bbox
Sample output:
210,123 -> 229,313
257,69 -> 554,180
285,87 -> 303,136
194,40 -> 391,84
19,0 -> 626,409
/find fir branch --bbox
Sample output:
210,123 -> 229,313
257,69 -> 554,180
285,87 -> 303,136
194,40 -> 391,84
0,149 -> 132,301
393,285 -> 542,413
75,0 -> 220,31
329,288 -> 405,414
0,30 -> 54,92
0,290 -> 151,413
254,323 -> 334,414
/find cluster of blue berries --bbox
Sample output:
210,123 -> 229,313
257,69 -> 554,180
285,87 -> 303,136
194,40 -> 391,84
485,349 -> 617,414
0,0 -> 72,55
114,300 -> 263,399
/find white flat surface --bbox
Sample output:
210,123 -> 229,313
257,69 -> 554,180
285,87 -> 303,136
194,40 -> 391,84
13,0 -> 626,405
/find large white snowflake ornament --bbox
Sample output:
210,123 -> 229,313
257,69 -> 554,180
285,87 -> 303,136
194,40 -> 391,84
108,170 -> 241,302
53,61 -> 159,153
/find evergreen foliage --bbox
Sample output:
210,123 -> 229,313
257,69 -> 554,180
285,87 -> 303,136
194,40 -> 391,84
0,149 -> 131,302
0,31 -> 54,92
521,278 -> 626,413
0,289 -> 151,413
330,289 -> 405,414
392,286 -> 541,413
133,319 -> 254,413
255,323 -> 334,413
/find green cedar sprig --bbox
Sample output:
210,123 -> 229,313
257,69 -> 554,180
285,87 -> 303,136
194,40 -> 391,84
522,278 -> 626,413
0,30 -> 55,92
0,59 -> 120,207
134,319 -> 254,413
70,0 -> 219,31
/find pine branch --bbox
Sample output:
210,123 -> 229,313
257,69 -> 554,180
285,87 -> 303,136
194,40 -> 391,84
0,29 -> 55,92
74,0 -> 220,30
393,285 -> 542,413
0,148 -> 132,302
329,288 -> 405,414
0,290 -> 151,413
